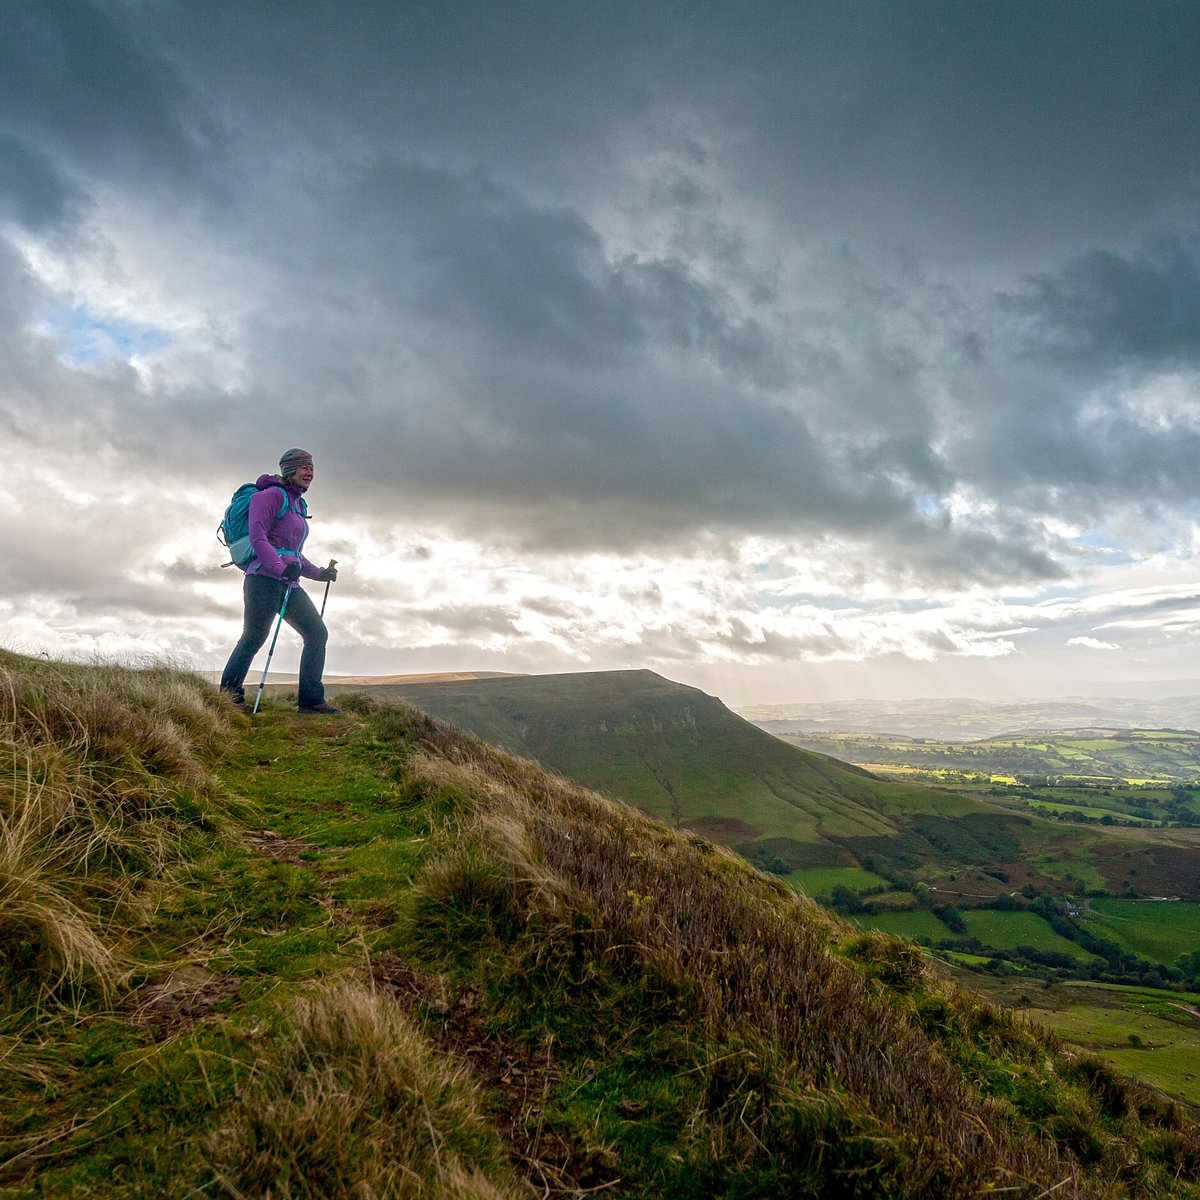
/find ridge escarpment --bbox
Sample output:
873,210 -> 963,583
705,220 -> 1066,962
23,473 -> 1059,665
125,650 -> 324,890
337,668 -> 896,844
2,653 -> 1199,1198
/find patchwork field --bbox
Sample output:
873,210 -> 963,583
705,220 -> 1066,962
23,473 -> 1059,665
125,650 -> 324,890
784,865 -> 890,895
960,911 -> 1104,963
775,727 -> 1200,786
1080,898 -> 1200,965
854,910 -> 953,941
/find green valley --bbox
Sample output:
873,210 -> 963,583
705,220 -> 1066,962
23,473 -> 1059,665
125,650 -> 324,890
324,671 -> 1200,910
304,671 -> 1200,1034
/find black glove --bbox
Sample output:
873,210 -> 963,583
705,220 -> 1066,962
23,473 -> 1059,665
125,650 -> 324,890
282,562 -> 302,583
319,564 -> 338,582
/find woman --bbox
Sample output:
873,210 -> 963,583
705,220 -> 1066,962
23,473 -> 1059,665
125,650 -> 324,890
219,448 -> 340,714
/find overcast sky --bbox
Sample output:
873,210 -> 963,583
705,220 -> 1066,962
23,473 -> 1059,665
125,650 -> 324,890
4,0 -> 1200,705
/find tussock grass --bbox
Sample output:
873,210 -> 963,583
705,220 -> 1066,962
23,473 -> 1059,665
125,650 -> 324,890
351,695 -> 1200,1199
207,978 -> 529,1200
0,651 -> 233,1001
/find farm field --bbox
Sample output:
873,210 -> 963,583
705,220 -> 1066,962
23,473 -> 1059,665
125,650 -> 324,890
857,895 -> 1200,970
941,950 -> 997,968
1080,899 -> 1200,966
785,866 -> 890,895
778,728 -> 1200,828
1026,986 -> 1200,1106
956,974 -> 1200,1107
856,905 -> 1118,964
854,910 -> 951,941
1023,798 -> 1158,824
1023,851 -> 1106,892
960,910 -> 1104,962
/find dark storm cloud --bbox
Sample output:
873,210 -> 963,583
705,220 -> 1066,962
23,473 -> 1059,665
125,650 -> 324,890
357,163 -> 644,366
710,1 -> 1200,264
0,134 -> 82,230
880,518 -> 1064,590
4,0 -> 1200,600
172,159 -> 956,553
937,338 -> 1200,525
141,0 -> 667,170
1015,238 -> 1200,367
0,0 -> 223,201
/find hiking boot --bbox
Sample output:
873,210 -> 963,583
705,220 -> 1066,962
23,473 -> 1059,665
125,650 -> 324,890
234,702 -> 256,715
297,701 -> 339,715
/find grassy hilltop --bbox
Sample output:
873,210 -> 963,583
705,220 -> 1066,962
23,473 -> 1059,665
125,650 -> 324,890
5,652 -> 1200,1198
339,669 -> 892,840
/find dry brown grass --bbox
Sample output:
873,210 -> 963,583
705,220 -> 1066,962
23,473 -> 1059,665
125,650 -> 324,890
206,979 -> 530,1200
0,653 -> 233,1001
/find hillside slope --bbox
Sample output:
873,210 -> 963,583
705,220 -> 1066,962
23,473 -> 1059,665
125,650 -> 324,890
347,670 -> 1200,901
4,653 -> 1200,1198
335,669 -> 894,843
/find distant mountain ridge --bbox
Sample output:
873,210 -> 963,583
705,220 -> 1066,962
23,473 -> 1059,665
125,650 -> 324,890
208,669 -> 515,685
740,695 -> 1200,740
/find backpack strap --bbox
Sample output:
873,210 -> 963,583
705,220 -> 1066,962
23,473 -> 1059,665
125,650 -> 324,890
274,486 -> 310,520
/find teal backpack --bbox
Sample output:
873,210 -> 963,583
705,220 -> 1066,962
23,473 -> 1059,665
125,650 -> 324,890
218,483 -> 308,570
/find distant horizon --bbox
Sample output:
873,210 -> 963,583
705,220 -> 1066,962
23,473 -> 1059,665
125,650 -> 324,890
191,660 -> 1200,712
189,660 -> 1200,742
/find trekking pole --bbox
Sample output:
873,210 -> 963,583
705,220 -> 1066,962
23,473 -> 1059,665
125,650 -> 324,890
252,582 -> 294,715
319,559 -> 338,619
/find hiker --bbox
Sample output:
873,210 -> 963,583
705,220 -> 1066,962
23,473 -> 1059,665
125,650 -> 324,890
219,448 -> 340,714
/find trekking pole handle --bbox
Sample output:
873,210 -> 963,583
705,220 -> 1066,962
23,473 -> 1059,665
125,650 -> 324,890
320,560 -> 338,619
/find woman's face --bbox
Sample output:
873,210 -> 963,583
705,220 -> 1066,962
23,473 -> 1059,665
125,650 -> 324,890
287,462 -> 315,488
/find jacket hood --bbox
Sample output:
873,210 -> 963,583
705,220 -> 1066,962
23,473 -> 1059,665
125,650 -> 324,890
255,473 -> 307,494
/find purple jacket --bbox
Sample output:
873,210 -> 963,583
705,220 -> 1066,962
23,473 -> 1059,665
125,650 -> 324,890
246,474 -> 323,581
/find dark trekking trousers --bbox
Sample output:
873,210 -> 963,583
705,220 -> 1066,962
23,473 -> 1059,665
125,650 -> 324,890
220,574 -> 328,709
